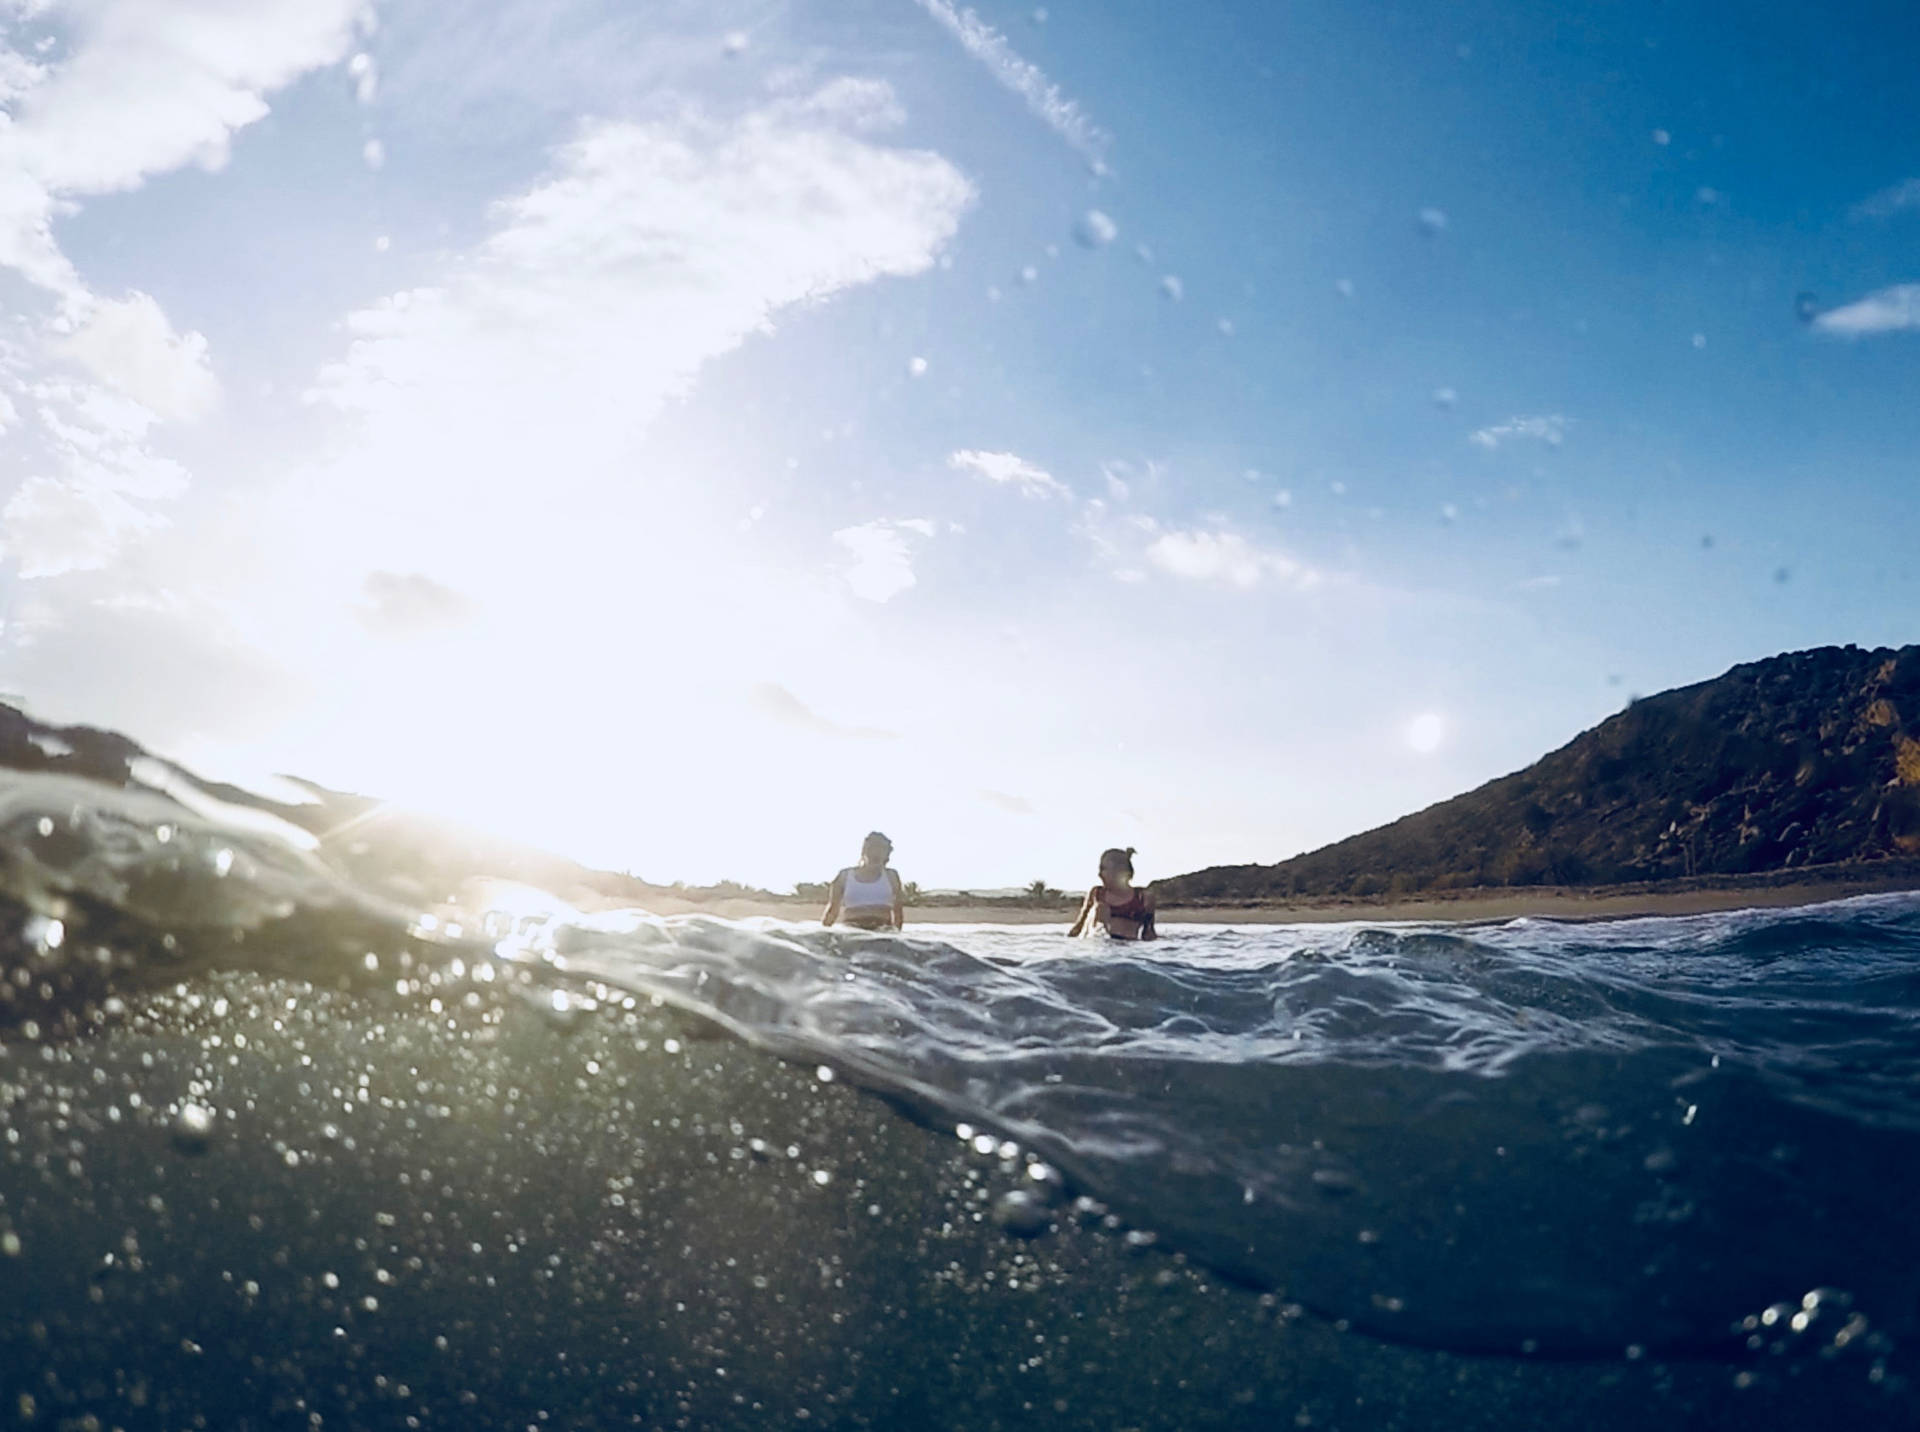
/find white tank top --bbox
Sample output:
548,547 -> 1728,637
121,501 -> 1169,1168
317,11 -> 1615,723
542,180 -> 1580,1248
841,868 -> 893,908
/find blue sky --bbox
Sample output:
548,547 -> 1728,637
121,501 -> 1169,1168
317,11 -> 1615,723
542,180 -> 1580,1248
1,0 -> 1916,891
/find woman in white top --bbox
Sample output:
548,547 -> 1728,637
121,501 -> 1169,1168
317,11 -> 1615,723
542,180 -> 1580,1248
822,832 -> 905,931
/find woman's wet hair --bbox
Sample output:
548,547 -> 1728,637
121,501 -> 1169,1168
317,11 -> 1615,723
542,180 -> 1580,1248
862,831 -> 893,858
1100,846 -> 1136,877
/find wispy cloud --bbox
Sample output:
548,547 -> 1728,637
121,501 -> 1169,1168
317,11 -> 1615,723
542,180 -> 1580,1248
1852,178 -> 1920,220
1469,414 -> 1567,449
751,683 -> 897,741
834,518 -> 934,602
54,292 -> 219,422
979,788 -> 1033,814
909,0 -> 1109,166
357,571 -> 476,637
1812,284 -> 1920,337
949,448 -> 1068,498
1144,529 -> 1318,591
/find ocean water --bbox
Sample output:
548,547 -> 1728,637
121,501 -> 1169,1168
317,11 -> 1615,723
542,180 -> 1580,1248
0,768 -> 1915,1429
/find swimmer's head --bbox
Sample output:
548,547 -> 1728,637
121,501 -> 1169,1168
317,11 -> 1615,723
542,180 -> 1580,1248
862,831 -> 894,863
1099,846 -> 1136,881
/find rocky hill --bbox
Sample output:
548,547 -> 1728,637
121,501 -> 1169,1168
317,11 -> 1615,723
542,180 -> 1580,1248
1160,644 -> 1920,903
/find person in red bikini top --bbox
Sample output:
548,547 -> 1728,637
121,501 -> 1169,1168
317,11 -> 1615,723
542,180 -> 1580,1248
1067,846 -> 1157,941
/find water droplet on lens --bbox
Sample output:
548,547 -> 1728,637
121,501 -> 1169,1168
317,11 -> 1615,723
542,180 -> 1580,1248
1074,209 -> 1117,248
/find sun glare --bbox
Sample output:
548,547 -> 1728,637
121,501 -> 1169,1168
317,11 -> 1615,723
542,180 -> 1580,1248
1406,712 -> 1446,755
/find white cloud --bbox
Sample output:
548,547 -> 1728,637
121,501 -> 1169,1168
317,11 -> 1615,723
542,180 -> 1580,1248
949,448 -> 1067,498
1144,529 -> 1317,591
834,519 -> 931,603
979,788 -> 1033,814
54,292 -> 219,421
312,86 -> 973,436
1,0 -> 368,297
1469,414 -> 1567,449
1852,178 -> 1920,220
0,0 -> 362,587
1812,285 -> 1920,338
0,474 -> 167,579
0,370 -> 192,577
909,0 -> 1108,166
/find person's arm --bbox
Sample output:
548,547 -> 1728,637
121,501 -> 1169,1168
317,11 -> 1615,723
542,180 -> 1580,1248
888,870 -> 906,930
1067,886 -> 1099,937
1139,887 -> 1158,941
821,871 -> 845,927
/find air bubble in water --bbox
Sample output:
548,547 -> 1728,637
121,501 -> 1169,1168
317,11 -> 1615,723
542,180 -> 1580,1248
994,1189 -> 1052,1238
171,1103 -> 216,1155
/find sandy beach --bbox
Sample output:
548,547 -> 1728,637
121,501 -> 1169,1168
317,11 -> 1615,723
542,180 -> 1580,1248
602,866 -> 1920,928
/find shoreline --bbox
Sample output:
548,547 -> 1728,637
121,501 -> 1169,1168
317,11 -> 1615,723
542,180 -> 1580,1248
587,870 -> 1920,928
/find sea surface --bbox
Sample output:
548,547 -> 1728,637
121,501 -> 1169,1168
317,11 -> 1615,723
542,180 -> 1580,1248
1,766 -> 1916,1429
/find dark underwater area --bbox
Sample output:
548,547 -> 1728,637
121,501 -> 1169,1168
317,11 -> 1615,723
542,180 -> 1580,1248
0,716 -> 1917,1429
